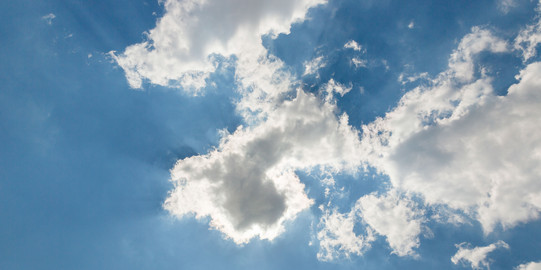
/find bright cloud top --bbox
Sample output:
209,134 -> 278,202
111,0 -> 324,90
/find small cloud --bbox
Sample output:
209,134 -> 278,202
515,261 -> 541,270
87,53 -> 93,58
42,13 -> 56,25
351,57 -> 367,68
344,40 -> 362,51
344,40 -> 367,69
451,241 -> 509,269
398,72 -> 429,85
408,21 -> 415,29
303,56 -> 326,76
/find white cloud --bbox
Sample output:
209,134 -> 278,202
114,0 -> 368,245
111,0 -> 324,90
165,88 -> 363,243
42,13 -> 56,25
516,261 -> 541,270
113,0 -> 541,258
355,191 -> 425,257
316,190 -> 425,260
322,79 -> 352,101
515,2 -> 541,61
448,27 -> 508,82
398,72 -> 429,85
344,40 -> 367,68
317,206 -> 374,261
351,57 -> 367,68
359,27 -> 541,233
408,21 -> 415,29
303,55 -> 326,76
344,40 -> 362,51
451,241 -> 509,269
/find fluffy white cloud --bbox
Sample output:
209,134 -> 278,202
516,261 -> 541,270
316,190 -> 425,260
448,27 -> 508,82
165,88 -> 363,243
359,27 -> 541,233
344,40 -> 362,52
111,0 -> 324,90
355,191 -> 425,257
115,0 -> 541,259
451,241 -> 509,269
115,0 -> 367,244
317,206 -> 374,261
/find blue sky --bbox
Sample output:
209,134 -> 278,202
2,0 -> 541,269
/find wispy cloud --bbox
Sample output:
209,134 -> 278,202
451,241 -> 509,269
41,13 -> 56,25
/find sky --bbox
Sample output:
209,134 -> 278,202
1,0 -> 541,269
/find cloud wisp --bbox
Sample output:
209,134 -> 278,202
451,240 -> 509,269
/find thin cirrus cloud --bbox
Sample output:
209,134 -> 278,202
112,0 -> 541,265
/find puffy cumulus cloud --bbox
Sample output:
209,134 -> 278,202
116,0 -> 365,245
111,0 -> 324,90
451,240 -> 509,269
344,40 -> 362,52
355,191 -> 425,257
316,206 -> 375,261
344,40 -> 367,68
165,88 -> 363,243
359,27 -> 541,233
516,261 -> 541,270
316,190 -> 425,260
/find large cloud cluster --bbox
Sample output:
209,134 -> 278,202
165,88 -> 362,243
114,0 -> 541,266
359,27 -> 541,233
